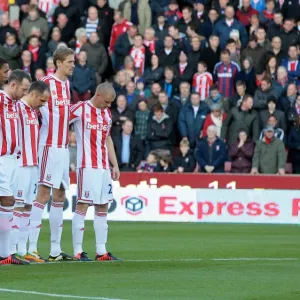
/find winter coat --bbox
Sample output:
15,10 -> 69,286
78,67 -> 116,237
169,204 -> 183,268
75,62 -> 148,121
241,45 -> 266,70
252,137 -> 286,174
152,24 -> 168,43
253,85 -> 278,111
174,63 -> 194,84
221,106 -> 260,145
200,47 -> 221,74
195,137 -> 227,173
279,28 -> 300,53
229,139 -> 255,173
114,32 -> 133,71
172,94 -> 190,110
156,48 -> 179,68
236,68 -> 256,95
187,49 -> 202,73
111,107 -> 134,137
288,127 -> 300,173
159,79 -> 179,98
282,0 -> 300,21
71,63 -> 97,94
178,102 -> 210,148
0,44 -> 20,70
205,95 -> 230,113
20,16 -> 48,45
267,49 -> 287,66
142,66 -> 164,88
281,58 -> 300,87
199,19 -> 218,41
259,109 -> 287,132
23,38 -> 47,70
236,6 -> 259,27
267,22 -> 282,40
258,10 -> 275,27
123,0 -> 151,35
173,151 -> 196,172
53,2 -> 80,29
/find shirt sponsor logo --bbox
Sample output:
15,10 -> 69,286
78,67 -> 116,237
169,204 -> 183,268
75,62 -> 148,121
6,112 -> 18,119
55,99 -> 70,106
26,118 -> 39,125
86,122 -> 110,131
218,73 -> 232,78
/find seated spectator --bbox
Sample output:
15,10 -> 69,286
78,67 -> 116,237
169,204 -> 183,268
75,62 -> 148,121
69,28 -> 88,57
221,94 -> 260,145
174,51 -> 193,84
46,57 -> 55,76
24,35 -> 47,70
113,119 -> 144,171
147,82 -> 161,109
143,28 -> 156,54
147,104 -> 173,151
286,93 -> 300,128
0,12 -> 18,45
123,56 -> 136,80
111,94 -> 134,137
251,125 -> 286,174
164,0 -> 182,26
159,66 -> 179,98
143,54 -> 164,88
153,12 -> 168,44
279,18 -> 299,53
135,79 -> 150,99
236,0 -> 258,28
20,50 -> 35,79
113,70 -> 131,96
135,99 -> 150,140
159,154 -> 174,172
125,81 -> 140,111
69,130 -> 77,172
205,84 -> 230,113
265,55 -> 278,81
195,125 -> 227,173
229,129 -> 255,173
0,33 -> 21,70
258,0 -> 275,27
253,77 -> 278,111
288,116 -> 300,174
281,44 -> 300,87
156,35 -> 179,68
173,82 -> 191,110
173,139 -> 196,173
34,68 -> 45,80
199,9 -> 219,41
178,92 -> 209,148
137,151 -> 161,172
187,36 -> 202,73
71,50 -> 96,103
267,36 -> 286,66
47,27 -> 61,57
230,80 -> 247,107
202,103 -> 227,137
259,96 -> 286,132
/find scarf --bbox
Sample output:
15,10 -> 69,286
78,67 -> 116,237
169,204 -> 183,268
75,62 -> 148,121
211,93 -> 221,103
46,68 -> 55,76
75,39 -> 81,57
211,113 -> 223,137
144,39 -> 155,54
28,44 -> 39,62
263,10 -> 274,20
265,137 -> 272,144
130,46 -> 145,75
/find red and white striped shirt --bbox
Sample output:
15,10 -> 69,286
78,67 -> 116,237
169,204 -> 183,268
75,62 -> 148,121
192,72 -> 213,101
130,46 -> 146,76
39,75 -> 71,148
16,100 -> 39,167
0,91 -> 18,157
70,101 -> 112,169
39,0 -> 60,15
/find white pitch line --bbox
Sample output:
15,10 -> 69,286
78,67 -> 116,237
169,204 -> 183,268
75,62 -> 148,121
0,288 -> 124,300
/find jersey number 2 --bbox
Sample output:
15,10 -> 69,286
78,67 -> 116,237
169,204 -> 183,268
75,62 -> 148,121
108,184 -> 112,194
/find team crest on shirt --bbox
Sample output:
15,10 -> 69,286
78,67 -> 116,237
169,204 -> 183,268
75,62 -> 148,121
52,90 -> 57,96
17,190 -> 23,197
46,174 -> 51,181
84,191 -> 90,198
86,113 -> 90,119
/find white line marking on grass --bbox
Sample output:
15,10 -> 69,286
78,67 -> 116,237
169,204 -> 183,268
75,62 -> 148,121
0,288 -> 124,300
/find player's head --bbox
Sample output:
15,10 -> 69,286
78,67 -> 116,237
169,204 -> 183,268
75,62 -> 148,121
93,82 -> 116,108
0,57 -> 9,85
53,47 -> 75,77
7,69 -> 32,100
26,81 -> 50,109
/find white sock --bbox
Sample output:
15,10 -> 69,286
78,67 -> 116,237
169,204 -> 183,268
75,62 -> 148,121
9,211 -> 22,255
94,211 -> 108,255
28,201 -> 45,254
0,206 -> 14,258
18,211 -> 31,256
72,210 -> 86,256
49,202 -> 64,257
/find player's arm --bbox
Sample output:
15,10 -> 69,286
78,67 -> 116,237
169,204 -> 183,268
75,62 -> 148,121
69,103 -> 83,124
106,135 -> 120,181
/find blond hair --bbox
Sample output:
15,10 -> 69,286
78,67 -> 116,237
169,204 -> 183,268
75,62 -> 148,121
53,47 -> 74,68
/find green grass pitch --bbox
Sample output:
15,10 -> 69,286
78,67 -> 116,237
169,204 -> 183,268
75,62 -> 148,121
0,221 -> 300,300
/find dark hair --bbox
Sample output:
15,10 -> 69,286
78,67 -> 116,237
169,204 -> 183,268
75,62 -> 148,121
221,49 -> 230,56
226,38 -> 236,45
8,69 -> 32,84
153,103 -> 164,113
182,6 -> 192,13
268,114 -> 277,120
198,61 -> 207,68
241,94 -> 253,103
187,23 -> 197,32
288,44 -> 298,50
257,25 -> 266,32
148,151 -> 159,160
28,81 -> 50,94
168,24 -> 180,31
210,84 -> 219,91
0,57 -> 8,69
284,18 -> 295,23
160,154 -> 173,164
236,80 -> 246,87
267,96 -> 277,104
164,66 -> 174,73
261,77 -> 271,84
191,92 -> 200,98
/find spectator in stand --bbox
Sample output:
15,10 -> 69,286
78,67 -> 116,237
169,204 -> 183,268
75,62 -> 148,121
248,12 -> 260,35
212,0 -> 231,16
123,56 -> 136,80
71,50 -> 96,103
81,6 -> 101,39
253,77 -> 278,111
288,115 -> 300,174
230,80 -> 247,107
282,0 -> 300,20
273,66 -> 289,97
114,25 -> 137,71
159,66 -> 179,98
69,28 -> 87,58
256,26 -> 272,52
125,80 -> 140,111
279,18 -> 299,53
164,0 -> 182,26
143,54 -> 164,88
195,125 -> 227,173
221,94 -> 260,145
250,0 -> 265,12
236,0 -> 258,28
285,93 -> 300,128
193,0 -> 208,24
135,99 -> 150,140
47,27 -> 61,56
153,12 -> 168,43
53,0 -> 80,29
113,119 -> 144,171
0,33 -> 21,70
69,131 -> 77,172
24,35 -> 47,70
168,24 -> 188,53
114,69 -> 131,95
137,151 -> 161,172
173,82 -> 191,110
267,11 -> 283,40
20,50 -> 36,79
251,125 -> 286,174
281,44 -> 300,87
54,13 -> 75,43
122,0 -> 151,36
258,0 -> 275,27
266,55 -> 278,80
199,8 -> 219,41
229,129 -> 255,173
35,68 -> 45,80
147,103 -> 173,151
159,154 -> 174,172
187,36 -> 202,73
259,114 -> 285,141
174,51 -> 194,84
135,78 -> 150,99
173,139 -> 196,173
20,4 -> 48,45
0,12 -> 18,45
177,6 -> 198,34
236,57 -> 256,95
214,5 -> 248,49
214,49 -> 240,98
267,36 -> 286,67
147,82 -> 161,108
202,103 -> 227,137
205,84 -> 230,112
200,34 -> 221,75
226,38 -> 241,67
143,28 -> 156,55
178,92 -> 209,148
279,83 -> 298,120
157,35 -> 179,68
81,31 -> 108,85
192,61 -> 213,101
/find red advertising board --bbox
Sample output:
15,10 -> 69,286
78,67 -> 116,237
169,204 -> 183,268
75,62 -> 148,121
69,172 -> 300,190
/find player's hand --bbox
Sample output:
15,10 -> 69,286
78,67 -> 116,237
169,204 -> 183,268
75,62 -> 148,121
111,166 -> 120,181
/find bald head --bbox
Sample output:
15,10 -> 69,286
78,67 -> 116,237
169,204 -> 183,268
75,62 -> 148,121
92,82 -> 116,108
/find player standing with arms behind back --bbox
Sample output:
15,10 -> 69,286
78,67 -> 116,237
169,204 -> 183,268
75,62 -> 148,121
70,83 -> 121,261
28,47 -> 75,261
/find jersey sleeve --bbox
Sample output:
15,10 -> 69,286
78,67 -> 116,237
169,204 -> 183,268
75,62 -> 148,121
70,102 -> 83,124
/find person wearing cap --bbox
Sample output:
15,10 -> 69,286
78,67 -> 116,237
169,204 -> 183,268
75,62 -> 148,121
259,114 -> 285,141
164,0 -> 182,26
251,125 -> 286,174
236,0 -> 258,27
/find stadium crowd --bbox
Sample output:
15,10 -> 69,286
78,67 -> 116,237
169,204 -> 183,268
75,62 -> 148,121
1,0 -> 300,174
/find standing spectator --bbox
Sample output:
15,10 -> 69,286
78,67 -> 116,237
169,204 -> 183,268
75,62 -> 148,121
82,6 -> 101,39
173,82 -> 191,110
113,119 -> 144,171
173,139 -> 196,173
236,0 -> 258,27
24,35 -> 47,70
130,34 -> 149,76
205,84 -> 230,112
147,82 -> 161,109
251,126 -> 286,174
157,35 -> 179,68
178,92 -> 209,148
187,36 -> 202,73
281,44 -> 300,87
125,80 -> 140,111
53,0 -> 80,29
20,4 -> 49,45
114,70 -> 131,95
70,28 -> 88,57
221,94 -> 260,145
47,27 -> 62,56
164,0 -> 182,26
214,50 -> 240,98
168,25 -> 188,53
35,68 -> 45,80
143,28 -> 156,55
0,12 -> 18,45
229,129 -> 255,173
195,125 -> 227,173
230,80 -> 248,107
69,131 -> 77,172
288,116 -> 300,174
193,0 -> 208,24
0,33 -> 21,70
202,103 -> 227,137
160,66 -> 179,98
286,93 -> 300,128
259,114 -> 285,141
19,50 -> 36,79
268,36 -> 286,66
214,5 -> 248,49
265,55 -> 278,80
143,54 -> 164,88
258,0 -> 275,26
71,50 -> 97,103
54,13 -> 75,43
279,18 -> 300,53
135,99 -> 150,140
236,57 -> 256,95
153,12 -> 168,43
267,11 -> 283,40
174,51 -> 194,84
123,55 -> 137,80
255,26 -> 272,52
279,82 -> 298,120
199,8 -> 219,41
177,6 -> 198,34
225,38 -> 241,67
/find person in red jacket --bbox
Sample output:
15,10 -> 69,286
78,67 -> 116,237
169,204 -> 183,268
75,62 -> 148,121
236,0 -> 258,27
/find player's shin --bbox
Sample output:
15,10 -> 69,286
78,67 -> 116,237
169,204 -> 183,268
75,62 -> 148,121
9,203 -> 24,255
94,207 -> 108,255
72,204 -> 87,257
18,205 -> 32,257
0,201 -> 14,259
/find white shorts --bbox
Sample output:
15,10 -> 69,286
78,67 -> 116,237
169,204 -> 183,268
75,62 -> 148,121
38,146 -> 70,190
15,166 -> 38,205
0,155 -> 17,197
77,168 -> 113,205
